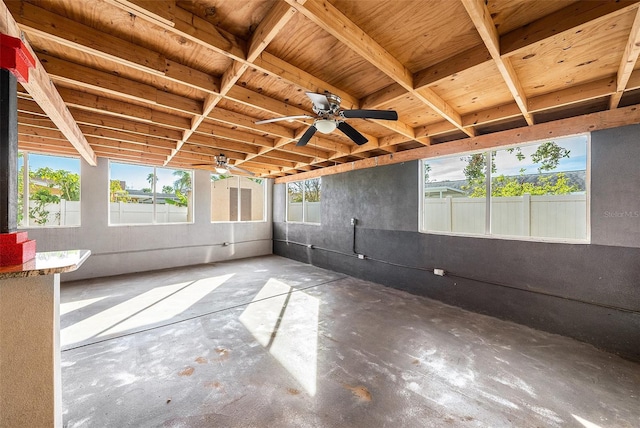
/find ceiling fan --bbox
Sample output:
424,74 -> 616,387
193,153 -> 255,176
255,91 -> 398,147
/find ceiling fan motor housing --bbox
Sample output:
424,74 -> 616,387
312,93 -> 341,116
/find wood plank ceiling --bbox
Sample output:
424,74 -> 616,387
5,0 -> 640,178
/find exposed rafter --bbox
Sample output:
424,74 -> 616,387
283,0 -> 475,138
0,0 -> 96,165
461,0 -> 533,125
610,5 -> 640,108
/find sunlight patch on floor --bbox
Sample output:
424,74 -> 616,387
240,278 -> 319,396
572,414 -> 603,428
61,274 -> 234,346
60,296 -> 108,316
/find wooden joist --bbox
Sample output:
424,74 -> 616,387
1,1 -> 96,165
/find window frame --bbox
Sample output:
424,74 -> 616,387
285,178 -> 321,224
210,174 -> 267,223
418,134 -> 591,244
108,160 -> 195,226
17,151 -> 82,229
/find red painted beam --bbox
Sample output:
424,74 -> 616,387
0,34 -> 36,83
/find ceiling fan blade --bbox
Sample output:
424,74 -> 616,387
342,109 -> 398,120
255,115 -> 314,125
296,125 -> 317,147
337,121 -> 368,146
305,92 -> 331,111
228,164 -> 256,176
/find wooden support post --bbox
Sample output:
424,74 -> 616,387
1,34 -> 37,265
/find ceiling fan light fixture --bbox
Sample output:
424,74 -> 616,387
215,166 -> 228,174
315,119 -> 337,134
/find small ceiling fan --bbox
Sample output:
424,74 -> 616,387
193,153 -> 255,176
255,91 -> 398,147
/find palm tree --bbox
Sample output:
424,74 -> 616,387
172,170 -> 192,193
146,173 -> 157,191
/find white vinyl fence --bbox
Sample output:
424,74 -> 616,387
110,202 -> 189,224
287,201 -> 321,223
24,200 -> 81,226
423,194 -> 586,239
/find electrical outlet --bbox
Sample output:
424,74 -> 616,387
351,218 -> 357,226
358,254 -> 366,260
434,268 -> 445,276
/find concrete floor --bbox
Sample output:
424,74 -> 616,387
60,255 -> 640,427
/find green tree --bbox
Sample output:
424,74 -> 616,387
461,141 -> 574,197
17,153 -> 24,224
491,173 -> 577,196
461,153 -> 491,197
29,188 -> 59,225
172,170 -> 191,193
31,167 -> 80,201
162,185 -> 174,193
147,173 -> 157,189
288,179 -> 321,202
165,191 -> 189,207
110,180 -> 130,202
531,141 -> 571,172
424,162 -> 432,184
211,173 -> 231,182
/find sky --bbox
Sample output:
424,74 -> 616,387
109,162 -> 190,190
19,152 -> 80,173
425,135 -> 588,182
19,153 -> 192,191
21,133 -> 588,187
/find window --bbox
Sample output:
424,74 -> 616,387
17,152 -> 81,227
286,178 -> 321,223
109,161 -> 193,225
421,135 -> 588,241
211,174 -> 265,222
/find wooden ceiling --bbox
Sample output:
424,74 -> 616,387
4,0 -> 640,178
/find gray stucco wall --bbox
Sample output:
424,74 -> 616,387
24,157 -> 272,281
273,129 -> 640,362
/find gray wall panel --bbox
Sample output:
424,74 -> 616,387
24,157 -> 273,281
591,124 -> 640,247
274,129 -> 640,361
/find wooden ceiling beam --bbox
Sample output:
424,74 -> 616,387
501,1 -> 640,57
19,115 -> 179,149
284,0 -> 473,138
207,109 -> 294,140
413,45 -> 492,90
178,144 -> 247,162
362,2 -> 640,140
19,0 -> 421,159
12,0 -> 337,164
165,0 -> 300,164
275,103 -> 640,183
88,139 -> 172,156
461,0 -> 533,126
18,143 -> 77,156
1,1 -> 96,165
252,52 -> 360,109
7,1 -> 165,76
39,54 -> 203,116
187,134 -> 261,156
610,6 -> 640,108
260,149 -> 314,164
106,0 -> 246,61
9,1 -> 221,93
529,77 -> 616,113
194,123 -> 275,148
409,75 -> 624,140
